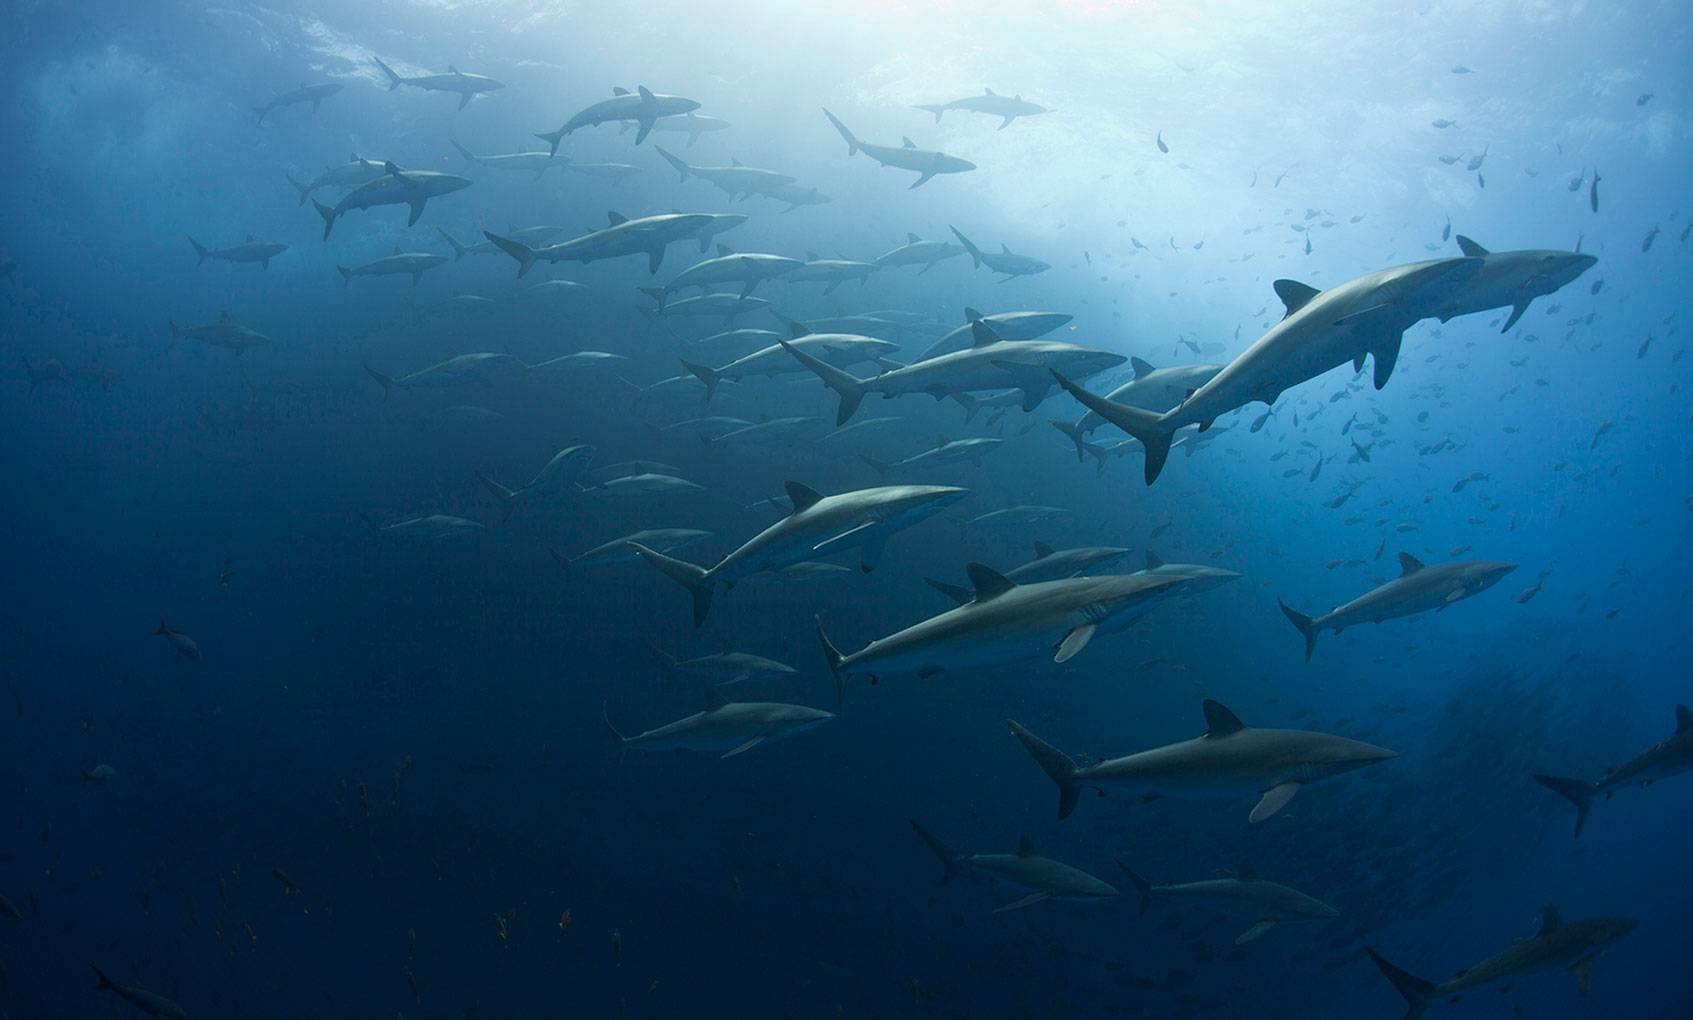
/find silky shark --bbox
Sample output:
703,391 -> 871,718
822,108 -> 976,188
762,181 -> 832,213
911,823 -> 1118,913
313,162 -> 470,238
1433,235 -> 1597,332
187,235 -> 287,270
786,253 -> 878,292
913,88 -> 1050,129
862,437 -> 1003,474
780,321 -> 1124,424
1535,704 -> 1693,837
382,514 -> 484,540
950,227 -> 1051,279
537,86 -> 701,153
364,353 -> 529,399
336,247 -> 448,287
654,146 -> 796,200
915,308 -> 1073,362
639,291 -> 769,326
605,687 -> 833,759
629,112 -> 731,146
926,543 -> 1133,604
553,528 -> 710,571
438,224 -> 567,260
1009,700 -> 1396,822
374,57 -> 504,110
254,82 -> 341,123
475,445 -> 594,521
1278,553 -> 1517,661
168,312 -> 270,350
644,245 -> 803,301
681,323 -> 898,400
632,481 -> 967,626
449,141 -> 561,179
483,211 -> 714,277
1368,907 -> 1635,1018
1051,257 -> 1485,483
286,154 -> 387,206
1073,357 -> 1226,431
874,233 -> 967,273
656,650 -> 798,686
818,564 -> 1221,701
1116,861 -> 1338,944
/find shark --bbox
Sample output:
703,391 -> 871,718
644,246 -> 803,301
874,233 -> 967,273
656,649 -> 799,686
285,154 -> 387,206
1367,907 -> 1636,1018
913,88 -> 1050,129
822,108 -> 976,188
552,528 -> 710,571
949,226 -> 1050,280
628,112 -> 731,146
1115,861 -> 1338,944
604,687 -> 832,758
654,146 -> 796,200
1073,357 -> 1226,431
761,181 -> 832,213
926,543 -> 1133,604
915,308 -> 1074,362
862,437 -> 1004,474
187,235 -> 287,270
537,86 -> 701,152
475,446 -> 595,521
437,225 -> 567,261
639,291 -> 769,326
168,312 -> 270,351
92,966 -> 190,1020
364,353 -> 529,398
336,247 -> 448,287
253,82 -> 341,123
374,57 -> 504,110
449,141 -> 561,179
382,515 -> 484,541
1534,704 -> 1693,837
786,253 -> 878,293
313,162 -> 470,238
483,212 -> 714,277
681,324 -> 898,400
1278,553 -> 1517,661
910,823 -> 1118,913
780,320 -> 1124,424
632,481 -> 967,625
1050,257 -> 1485,483
1433,235 -> 1598,332
1009,699 -> 1396,822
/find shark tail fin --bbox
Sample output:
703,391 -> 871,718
1007,720 -> 1081,820
814,615 -> 847,705
912,104 -> 946,123
655,145 -> 691,181
1051,420 -> 1087,463
535,127 -> 568,157
437,228 -> 468,261
482,231 -> 536,278
629,542 -> 713,627
1277,599 -> 1319,662
909,820 -> 963,883
680,359 -> 719,401
1048,369 -> 1174,484
450,140 -> 478,166
778,338 -> 866,425
1116,861 -> 1152,913
364,365 -> 394,400
1533,775 -> 1596,839
1365,949 -> 1435,1020
949,225 -> 982,268
337,265 -> 353,285
821,108 -> 860,155
474,470 -> 517,522
951,390 -> 979,423
187,235 -> 208,265
92,965 -> 117,991
312,199 -> 336,239
374,56 -> 402,90
286,172 -> 311,206
153,617 -> 169,636
638,286 -> 667,311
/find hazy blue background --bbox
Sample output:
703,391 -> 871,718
0,1 -> 1688,1017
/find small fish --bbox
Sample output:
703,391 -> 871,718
1589,169 -> 1600,213
1637,335 -> 1653,359
1637,92 -> 1654,106
558,909 -> 573,937
1441,217 -> 1451,242
1156,130 -> 1168,153
1642,225 -> 1660,252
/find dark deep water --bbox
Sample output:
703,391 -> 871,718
1,1 -> 1690,1017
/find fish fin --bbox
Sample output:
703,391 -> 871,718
1033,541 -> 1055,559
1272,279 -> 1320,318
1144,551 -> 1164,569
1236,920 -> 1276,944
1572,957 -> 1595,996
784,480 -> 824,513
1054,623 -> 1097,663
407,199 -> 427,227
1538,905 -> 1563,935
1676,705 -> 1692,734
1365,948 -> 1436,1020
1397,552 -> 1424,576
721,736 -> 764,759
457,92 -> 471,111
1372,336 -> 1403,389
1249,781 -> 1300,823
1276,600 -> 1319,662
860,531 -> 887,573
924,577 -> 973,606
993,893 -> 1048,914
910,820 -> 962,883
702,685 -> 730,713
629,542 -> 713,627
1007,720 -> 1081,820
1454,234 -> 1489,257
1500,301 -> 1530,332
1116,861 -> 1152,912
909,171 -> 935,189
966,563 -> 1016,600
1129,356 -> 1157,377
1202,699 -> 1247,736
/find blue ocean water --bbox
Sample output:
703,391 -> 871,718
1,1 -> 1689,1017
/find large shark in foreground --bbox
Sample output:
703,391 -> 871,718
632,481 -> 966,625
1278,553 -> 1517,661
313,163 -> 470,238
1434,235 -> 1597,332
1367,907 -> 1635,1018
605,687 -> 833,758
1115,861 -> 1338,944
1052,257 -> 1484,483
910,823 -> 1118,913
1535,704 -> 1693,837
821,109 -> 975,188
1009,700 -> 1396,822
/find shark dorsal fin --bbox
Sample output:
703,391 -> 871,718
393,245 -> 402,255
637,85 -> 655,101
902,136 -> 916,148
806,250 -> 820,261
907,232 -> 921,244
985,87 -> 997,96
1000,243 -> 1011,254
717,244 -> 733,257
1017,834 -> 1036,857
1398,552 -> 1425,576
969,320 -> 1003,347
1538,905 -> 1562,936
703,686 -> 729,712
787,319 -> 811,340
613,86 -> 630,96
1676,705 -> 1692,733
1202,699 -> 1246,737
730,157 -> 742,166
784,481 -> 824,514
1130,356 -> 1157,378
1145,551 -> 1164,570
350,151 -> 360,162
966,563 -> 1016,601
448,64 -> 461,75
607,211 -> 628,226
1033,541 -> 1054,559
964,306 -> 982,322
1273,279 -> 1320,318
1455,235 -> 1489,257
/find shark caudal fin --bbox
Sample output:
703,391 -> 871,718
373,56 -> 403,90
948,225 -> 982,269
364,366 -> 394,400
1277,599 -> 1320,662
312,199 -> 337,240
912,104 -> 947,123
1115,861 -> 1153,913
680,359 -> 720,401
187,236 -> 209,265
449,140 -> 479,167
909,820 -> 964,883
285,173 -> 311,206
482,231 -> 537,278
629,542 -> 713,627
638,286 -> 668,312
815,615 -> 846,705
535,127 -> 568,157
1048,369 -> 1174,484
1051,420 -> 1088,463
474,470 -> 517,522
654,145 -> 691,182
1007,720 -> 1082,820
336,266 -> 354,286
777,337 -> 867,425
821,108 -> 860,156
1533,775 -> 1597,839
437,228 -> 469,261
1364,948 -> 1436,1020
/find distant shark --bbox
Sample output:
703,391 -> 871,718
1278,553 -> 1516,661
537,86 -> 701,152
1535,703 -> 1693,837
313,162 -> 470,238
910,822 -> 1118,912
913,88 -> 1049,129
374,57 -> 503,110
949,227 -> 1050,280
1115,860 -> 1337,944
821,108 -> 975,188
605,686 -> 833,758
253,82 -> 341,123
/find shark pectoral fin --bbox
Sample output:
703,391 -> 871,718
634,117 -> 656,144
721,736 -> 765,759
1372,336 -> 1403,389
910,171 -> 936,189
813,520 -> 878,554
1249,781 -> 1301,823
1501,301 -> 1529,333
1054,623 -> 1098,663
1572,957 -> 1595,995
407,199 -> 427,227
1351,353 -> 1366,373
993,893 -> 1048,914
1235,920 -> 1276,944
457,92 -> 471,111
